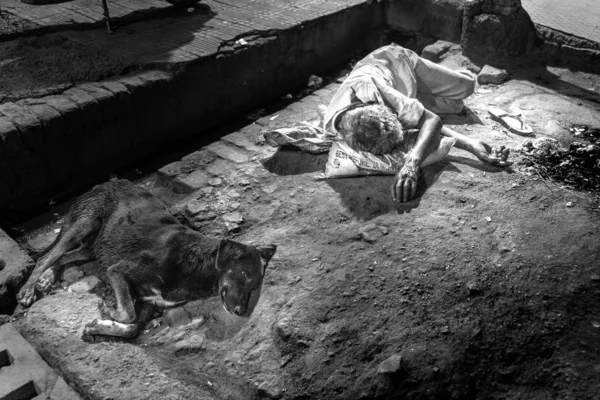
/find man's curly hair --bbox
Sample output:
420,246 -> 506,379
337,103 -> 405,155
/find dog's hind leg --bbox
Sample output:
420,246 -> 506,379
18,217 -> 100,307
100,261 -> 137,324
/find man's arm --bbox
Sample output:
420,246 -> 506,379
391,109 -> 442,202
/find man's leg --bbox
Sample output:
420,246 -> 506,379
441,126 -> 512,167
410,53 -> 476,114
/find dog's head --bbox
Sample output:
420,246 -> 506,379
215,239 -> 276,316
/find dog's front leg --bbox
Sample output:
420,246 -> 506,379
101,261 -> 137,324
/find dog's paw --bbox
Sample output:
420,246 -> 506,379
17,286 -> 38,307
36,269 -> 56,293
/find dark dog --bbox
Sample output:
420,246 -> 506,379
17,179 -> 276,338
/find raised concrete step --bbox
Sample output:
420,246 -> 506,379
0,323 -> 82,400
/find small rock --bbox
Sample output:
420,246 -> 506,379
467,281 -> 482,296
223,212 -> 243,224
186,200 -> 209,216
484,216 -> 492,222
591,273 -> 600,282
224,222 -> 241,233
69,276 -> 102,293
199,187 -> 213,197
276,318 -> 292,339
239,179 -> 251,186
566,202 -> 574,207
361,231 -> 380,244
440,326 -> 450,334
376,354 -> 402,374
194,212 -> 217,222
208,178 -> 222,186
62,266 -> 84,285
477,65 -> 509,85
163,307 -> 192,328
421,40 -> 454,62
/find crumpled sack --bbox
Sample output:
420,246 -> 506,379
262,123 -> 337,154
324,137 -> 456,178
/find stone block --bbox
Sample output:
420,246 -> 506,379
156,160 -> 187,188
0,102 -> 44,150
421,40 -> 455,62
69,275 -> 102,293
63,88 -> 102,132
477,65 -> 509,85
98,80 -> 133,118
0,324 -> 81,400
206,141 -> 251,164
174,170 -> 211,194
0,228 -> 35,314
79,83 -> 120,123
17,100 -> 64,147
222,130 -> 267,154
43,96 -> 84,140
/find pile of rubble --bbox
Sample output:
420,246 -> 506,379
519,125 -> 600,197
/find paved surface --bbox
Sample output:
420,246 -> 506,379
3,0 -> 366,63
0,323 -> 81,400
522,0 -> 600,44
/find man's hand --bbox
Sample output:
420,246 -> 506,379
391,157 -> 420,202
470,141 -> 512,167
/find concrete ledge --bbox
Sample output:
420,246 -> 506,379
0,2 -> 385,211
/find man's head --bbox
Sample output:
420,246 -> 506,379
337,103 -> 404,155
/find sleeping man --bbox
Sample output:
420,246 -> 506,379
322,43 -> 512,203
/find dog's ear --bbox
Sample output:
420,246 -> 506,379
215,239 -> 232,271
257,244 -> 277,264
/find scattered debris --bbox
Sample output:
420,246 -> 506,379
519,126 -> 600,198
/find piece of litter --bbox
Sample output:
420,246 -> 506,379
566,202 -> 574,207
478,88 -> 493,94
270,115 -> 279,121
485,217 -> 492,222
54,228 -> 61,233
235,38 -> 248,46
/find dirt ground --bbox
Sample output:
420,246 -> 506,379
6,52 -> 600,400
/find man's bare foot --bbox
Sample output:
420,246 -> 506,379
470,141 -> 512,167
